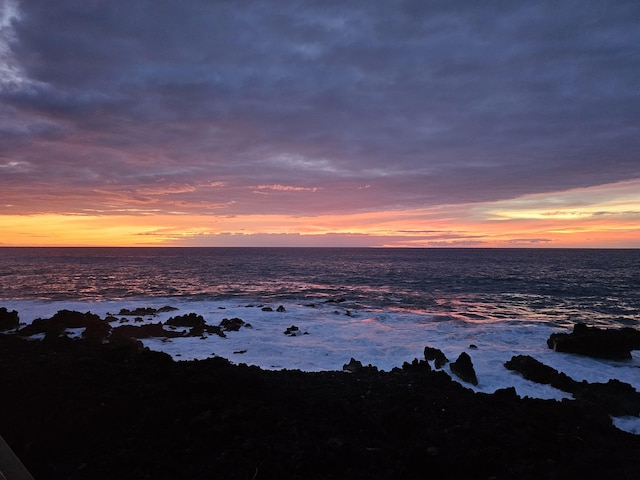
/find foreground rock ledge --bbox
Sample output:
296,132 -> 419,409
0,335 -> 639,480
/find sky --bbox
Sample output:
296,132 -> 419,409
1,0 -> 639,247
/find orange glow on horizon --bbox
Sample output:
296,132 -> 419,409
1,180 -> 639,248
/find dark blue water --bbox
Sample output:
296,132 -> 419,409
1,247 -> 638,327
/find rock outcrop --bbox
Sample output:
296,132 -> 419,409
450,352 -> 478,386
505,354 -> 640,417
424,345 -> 449,369
0,307 -> 19,331
547,323 -> 640,360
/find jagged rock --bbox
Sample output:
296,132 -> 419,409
1,328 -> 640,479
110,322 -> 183,340
547,323 -> 640,360
0,307 -> 19,331
165,313 -> 205,328
504,355 -> 575,392
505,355 -> 640,417
402,358 -> 432,374
424,346 -> 449,369
276,305 -> 286,313
17,310 -> 110,341
573,379 -> 640,417
262,306 -> 273,312
284,325 -> 300,336
450,352 -> 478,386
343,357 -> 363,373
219,317 -> 247,332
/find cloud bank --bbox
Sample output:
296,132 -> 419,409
1,0 -> 639,245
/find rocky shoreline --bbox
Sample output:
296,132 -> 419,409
1,309 -> 640,479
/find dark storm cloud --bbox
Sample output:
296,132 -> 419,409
2,0 -> 640,215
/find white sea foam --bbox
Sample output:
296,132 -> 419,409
4,298 -> 640,434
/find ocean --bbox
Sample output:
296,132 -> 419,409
1,247 -> 639,432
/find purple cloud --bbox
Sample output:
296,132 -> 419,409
1,0 -> 639,217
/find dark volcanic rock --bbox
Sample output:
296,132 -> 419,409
573,379 -> 640,417
547,323 -> 640,360
165,313 -> 205,328
1,333 -> 640,480
17,310 -> 110,342
0,307 -> 19,331
110,322 -> 183,340
504,355 -> 575,392
401,358 -> 432,374
219,317 -> 247,332
284,325 -> 300,336
450,352 -> 478,386
506,355 -> 640,417
424,345 -> 449,369
343,357 -> 363,373
276,305 -> 286,313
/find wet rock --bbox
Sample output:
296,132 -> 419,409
505,355 -> 640,417
165,313 -> 205,328
284,325 -> 300,336
261,306 -> 273,312
547,323 -> 640,360
450,352 -> 478,386
17,310 -> 110,341
402,358 -> 432,374
424,346 -> 449,369
1,330 -> 640,480
573,379 -> 640,417
219,317 -> 247,332
276,305 -> 286,313
343,357 -> 363,373
504,355 -> 575,392
110,322 -> 182,340
0,307 -> 19,331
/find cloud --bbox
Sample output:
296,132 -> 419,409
1,0 -> 639,223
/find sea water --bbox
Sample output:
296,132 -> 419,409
1,247 -> 639,433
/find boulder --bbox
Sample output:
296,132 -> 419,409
284,325 -> 300,336
0,307 -> 19,331
449,352 -> 478,386
504,355 -> 575,392
219,317 -> 247,332
343,358 -> 363,373
424,346 -> 449,369
547,323 -> 640,360
276,305 -> 286,313
165,313 -> 205,328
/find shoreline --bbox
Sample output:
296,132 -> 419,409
1,329 -> 640,479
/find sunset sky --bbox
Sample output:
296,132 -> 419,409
1,0 -> 639,247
